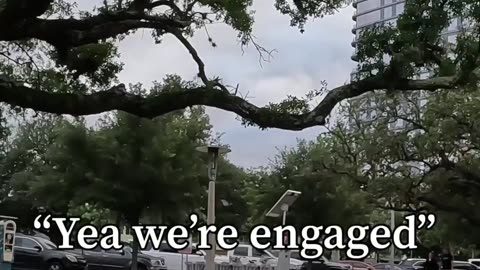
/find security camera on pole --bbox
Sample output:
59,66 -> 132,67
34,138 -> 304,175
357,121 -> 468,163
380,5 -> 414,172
196,145 -> 231,270
266,190 -> 302,270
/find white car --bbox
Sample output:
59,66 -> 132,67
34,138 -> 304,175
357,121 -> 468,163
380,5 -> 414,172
268,249 -> 351,270
469,260 -> 480,268
141,242 -> 205,270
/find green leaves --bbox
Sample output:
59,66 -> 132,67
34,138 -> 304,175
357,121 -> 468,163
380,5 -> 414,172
198,0 -> 254,44
356,0 -> 480,82
335,87 -> 480,240
275,0 -> 349,32
248,138 -> 370,229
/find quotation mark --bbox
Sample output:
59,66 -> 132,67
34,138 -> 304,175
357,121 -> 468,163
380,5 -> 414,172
189,214 -> 198,229
34,214 -> 52,229
416,214 -> 436,230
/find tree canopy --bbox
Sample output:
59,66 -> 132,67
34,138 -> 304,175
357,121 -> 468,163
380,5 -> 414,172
3,78 -> 251,229
0,0 -> 479,130
247,140 -> 370,229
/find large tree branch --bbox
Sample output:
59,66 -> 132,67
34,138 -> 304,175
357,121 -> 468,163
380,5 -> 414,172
378,203 -> 428,213
417,195 -> 480,226
0,73 -> 463,130
0,7 -> 189,50
0,0 -> 478,130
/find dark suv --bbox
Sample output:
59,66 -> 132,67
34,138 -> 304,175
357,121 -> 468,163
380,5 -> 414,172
82,244 -> 167,270
12,234 -> 87,270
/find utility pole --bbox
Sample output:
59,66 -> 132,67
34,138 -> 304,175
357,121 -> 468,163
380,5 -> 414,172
389,209 -> 395,269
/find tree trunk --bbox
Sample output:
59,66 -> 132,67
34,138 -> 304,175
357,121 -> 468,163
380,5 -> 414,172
116,212 -> 122,227
129,215 -> 140,270
307,260 -> 312,270
132,235 -> 139,270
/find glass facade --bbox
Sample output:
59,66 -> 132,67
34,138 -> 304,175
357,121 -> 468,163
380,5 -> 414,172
352,0 -> 462,54
354,0 -> 406,28
350,0 -> 463,128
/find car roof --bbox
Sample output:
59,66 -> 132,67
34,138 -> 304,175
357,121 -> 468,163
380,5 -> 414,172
373,264 -> 402,269
15,233 -> 35,239
341,261 -> 371,264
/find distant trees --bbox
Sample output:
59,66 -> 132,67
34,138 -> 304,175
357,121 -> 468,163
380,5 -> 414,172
247,139 -> 370,229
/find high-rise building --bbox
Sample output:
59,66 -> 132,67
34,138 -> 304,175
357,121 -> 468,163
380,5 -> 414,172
351,0 -> 406,80
348,0 -> 464,128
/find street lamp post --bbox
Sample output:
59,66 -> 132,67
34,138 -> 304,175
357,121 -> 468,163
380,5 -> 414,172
266,190 -> 302,270
390,209 -> 395,267
196,145 -> 231,270
384,202 -> 395,270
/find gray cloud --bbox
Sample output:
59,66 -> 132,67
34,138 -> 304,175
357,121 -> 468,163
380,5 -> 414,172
82,1 -> 355,169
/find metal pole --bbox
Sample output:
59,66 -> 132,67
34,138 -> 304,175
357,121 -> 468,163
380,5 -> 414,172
206,180 -> 216,270
390,210 -> 395,269
181,254 -> 184,270
278,205 -> 289,270
206,151 -> 217,270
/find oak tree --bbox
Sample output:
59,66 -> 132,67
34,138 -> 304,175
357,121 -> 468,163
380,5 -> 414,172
0,0 -> 478,130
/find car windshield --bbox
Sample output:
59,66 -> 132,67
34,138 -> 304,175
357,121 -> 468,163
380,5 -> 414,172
290,251 -> 302,260
268,250 -> 280,257
267,250 -> 324,261
37,238 -> 57,250
376,264 -> 400,269
400,260 -> 420,266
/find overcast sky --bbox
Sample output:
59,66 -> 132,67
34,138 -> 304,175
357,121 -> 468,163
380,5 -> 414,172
81,1 -> 356,169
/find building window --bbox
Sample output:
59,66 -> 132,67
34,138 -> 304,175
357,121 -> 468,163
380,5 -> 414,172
383,6 -> 393,19
447,18 -> 459,31
447,34 -> 457,44
396,2 -> 405,15
357,10 -> 381,27
357,0 -> 381,13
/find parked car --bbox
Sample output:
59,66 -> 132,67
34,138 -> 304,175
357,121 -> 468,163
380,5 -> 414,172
12,233 -> 87,270
373,263 -> 405,270
300,260 -> 353,270
401,259 -> 479,270
399,259 -> 425,269
469,260 -> 480,267
214,244 -> 304,269
141,241 -> 204,270
339,260 -> 375,270
451,261 -> 480,270
83,243 -> 168,270
267,249 -> 352,270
